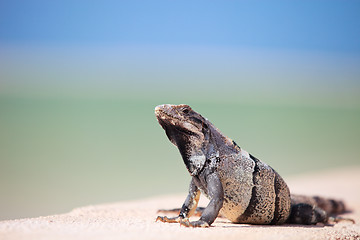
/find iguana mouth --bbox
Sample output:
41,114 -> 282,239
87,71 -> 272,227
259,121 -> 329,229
155,104 -> 198,136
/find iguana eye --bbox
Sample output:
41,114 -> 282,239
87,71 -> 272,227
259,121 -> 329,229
182,108 -> 190,114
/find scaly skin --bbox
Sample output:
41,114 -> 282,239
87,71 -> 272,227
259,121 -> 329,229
155,104 -> 350,227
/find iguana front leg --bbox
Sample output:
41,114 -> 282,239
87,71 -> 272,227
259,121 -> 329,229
156,178 -> 200,223
179,173 -> 224,228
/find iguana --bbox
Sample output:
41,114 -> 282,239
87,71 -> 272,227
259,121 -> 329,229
155,104 -> 351,228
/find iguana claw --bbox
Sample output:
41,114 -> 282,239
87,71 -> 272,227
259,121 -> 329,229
179,218 -> 210,228
156,215 -> 181,223
329,216 -> 355,224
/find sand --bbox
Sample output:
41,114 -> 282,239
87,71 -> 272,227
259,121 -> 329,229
1,167 -> 359,240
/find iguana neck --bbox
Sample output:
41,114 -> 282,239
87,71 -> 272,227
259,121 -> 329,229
206,123 -> 240,157
181,124 -> 240,175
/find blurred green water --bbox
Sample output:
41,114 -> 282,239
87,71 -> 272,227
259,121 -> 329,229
0,94 -> 359,220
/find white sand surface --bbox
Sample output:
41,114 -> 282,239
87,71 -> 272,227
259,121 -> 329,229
1,167 -> 359,240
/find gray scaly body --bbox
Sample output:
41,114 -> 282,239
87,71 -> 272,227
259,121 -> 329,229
155,104 -> 348,227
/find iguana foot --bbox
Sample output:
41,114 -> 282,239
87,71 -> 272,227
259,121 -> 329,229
156,215 -> 182,223
179,218 -> 210,228
157,208 -> 181,215
157,207 -> 205,217
329,216 -> 355,224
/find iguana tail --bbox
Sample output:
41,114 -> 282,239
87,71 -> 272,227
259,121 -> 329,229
291,194 -> 347,214
288,194 -> 349,224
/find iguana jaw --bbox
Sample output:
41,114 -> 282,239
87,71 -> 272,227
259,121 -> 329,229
155,104 -> 200,136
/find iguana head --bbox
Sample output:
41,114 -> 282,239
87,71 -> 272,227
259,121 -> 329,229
155,104 -> 210,176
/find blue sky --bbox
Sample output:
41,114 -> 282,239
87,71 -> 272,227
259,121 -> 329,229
1,0 -> 359,99
1,0 -> 359,54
